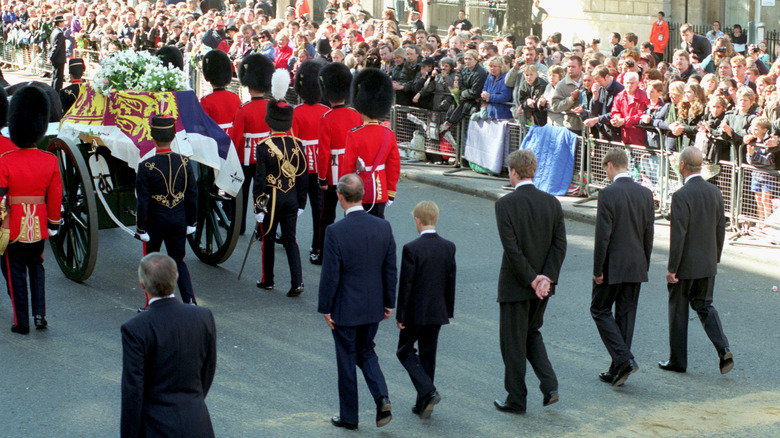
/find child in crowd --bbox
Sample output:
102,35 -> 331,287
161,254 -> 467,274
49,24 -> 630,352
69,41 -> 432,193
697,95 -> 731,162
744,116 -> 777,221
516,65 -> 548,126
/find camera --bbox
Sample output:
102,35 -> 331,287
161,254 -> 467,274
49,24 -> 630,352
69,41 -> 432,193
719,87 -> 729,95
593,38 -> 600,44
625,60 -> 635,67
717,46 -> 727,52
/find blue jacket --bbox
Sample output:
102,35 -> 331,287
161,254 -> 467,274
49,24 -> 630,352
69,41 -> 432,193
318,210 -> 397,326
483,72 -> 513,119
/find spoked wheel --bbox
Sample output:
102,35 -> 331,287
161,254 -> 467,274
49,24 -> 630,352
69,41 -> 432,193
188,164 -> 242,265
47,137 -> 99,281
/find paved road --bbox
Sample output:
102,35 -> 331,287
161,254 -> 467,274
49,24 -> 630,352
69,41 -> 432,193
1,177 -> 779,437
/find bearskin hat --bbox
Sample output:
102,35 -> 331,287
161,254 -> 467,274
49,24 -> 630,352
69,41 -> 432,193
8,85 -> 51,148
0,87 -> 8,128
351,68 -> 393,120
155,45 -> 184,70
294,61 -> 322,105
202,49 -> 233,87
238,54 -> 274,93
319,62 -> 352,103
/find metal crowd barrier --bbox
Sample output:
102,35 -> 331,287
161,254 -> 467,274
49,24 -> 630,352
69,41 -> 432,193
391,105 -> 461,164
732,163 -> 780,247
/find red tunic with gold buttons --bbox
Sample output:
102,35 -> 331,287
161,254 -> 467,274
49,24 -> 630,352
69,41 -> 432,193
230,96 -> 271,166
0,148 -> 62,242
201,89 -> 242,135
343,121 -> 400,204
292,102 -> 329,175
317,105 -> 363,186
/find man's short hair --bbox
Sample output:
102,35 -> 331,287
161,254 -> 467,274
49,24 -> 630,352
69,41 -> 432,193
611,32 -> 621,41
593,65 -> 609,78
551,32 -> 562,44
413,201 -> 439,226
679,147 -> 702,173
506,149 -> 537,180
602,147 -> 628,170
736,86 -> 756,101
567,55 -> 583,67
680,23 -> 693,34
730,54 -> 747,66
337,174 -> 364,203
673,49 -> 688,59
658,11 -> 665,17
624,32 -> 638,45
525,35 -> 539,44
751,116 -> 771,132
138,253 -> 178,297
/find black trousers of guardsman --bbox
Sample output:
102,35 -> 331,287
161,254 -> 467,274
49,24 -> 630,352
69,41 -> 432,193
308,173 -> 322,254
2,241 -> 46,328
146,220 -> 196,304
258,191 -> 302,289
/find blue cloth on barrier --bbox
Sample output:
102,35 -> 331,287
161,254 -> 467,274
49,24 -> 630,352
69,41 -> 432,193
520,124 -> 578,196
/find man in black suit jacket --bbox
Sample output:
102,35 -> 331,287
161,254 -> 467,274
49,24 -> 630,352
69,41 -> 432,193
318,174 -> 397,430
121,253 -> 217,438
396,201 -> 456,419
591,148 -> 654,387
49,15 -> 67,91
493,150 -> 567,414
680,23 -> 712,63
660,147 -> 732,375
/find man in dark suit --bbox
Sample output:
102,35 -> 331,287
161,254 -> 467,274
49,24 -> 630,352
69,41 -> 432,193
680,23 -> 712,62
318,174 -> 397,430
121,253 -> 217,438
49,15 -> 67,91
660,147 -> 732,375
396,201 -> 456,419
591,148 -> 655,387
493,149 -> 567,414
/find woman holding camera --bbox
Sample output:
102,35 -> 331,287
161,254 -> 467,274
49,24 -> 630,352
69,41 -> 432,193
701,37 -> 735,74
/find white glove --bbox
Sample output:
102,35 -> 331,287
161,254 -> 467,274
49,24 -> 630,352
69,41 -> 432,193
48,229 -> 58,237
138,233 -> 150,242
255,212 -> 265,223
297,208 -> 304,217
386,200 -> 394,207
186,225 -> 197,235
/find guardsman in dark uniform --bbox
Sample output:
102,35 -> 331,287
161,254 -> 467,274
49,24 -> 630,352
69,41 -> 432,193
0,86 -> 62,334
136,115 -> 198,305
315,63 -> 363,265
343,68 -> 401,219
49,15 -> 67,91
231,54 -> 275,234
200,50 -> 241,135
59,58 -> 85,114
254,70 -> 308,297
291,61 -> 329,264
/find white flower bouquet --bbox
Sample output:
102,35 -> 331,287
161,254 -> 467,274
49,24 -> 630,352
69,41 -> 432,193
91,49 -> 189,95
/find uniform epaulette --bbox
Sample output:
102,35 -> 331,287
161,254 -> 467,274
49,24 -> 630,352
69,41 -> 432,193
350,125 -> 364,132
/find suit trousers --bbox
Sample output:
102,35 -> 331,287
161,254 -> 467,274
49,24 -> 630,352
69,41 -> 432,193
396,324 -> 441,402
318,186 -> 338,256
2,241 -> 46,328
668,277 -> 729,368
51,62 -> 64,91
591,282 -> 641,370
307,173 -> 322,253
499,299 -> 557,410
258,198 -> 302,288
238,163 -> 256,235
332,322 -> 389,424
147,226 -> 195,304
362,202 -> 385,219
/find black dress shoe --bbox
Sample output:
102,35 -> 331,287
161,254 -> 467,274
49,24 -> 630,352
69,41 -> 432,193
330,416 -> 357,430
256,280 -> 274,290
310,252 -> 323,265
287,284 -> 304,297
543,390 -> 559,406
376,396 -> 392,427
599,372 -> 614,383
658,360 -> 686,373
11,325 -> 30,335
612,359 -> 639,387
719,348 -> 734,375
418,390 -> 441,419
411,405 -> 421,415
493,400 -> 525,414
34,315 -> 48,329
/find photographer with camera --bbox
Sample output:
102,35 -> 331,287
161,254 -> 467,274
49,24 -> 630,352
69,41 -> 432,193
701,37 -> 735,74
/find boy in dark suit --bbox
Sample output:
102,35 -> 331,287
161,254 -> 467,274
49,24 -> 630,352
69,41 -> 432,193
396,201 -> 456,419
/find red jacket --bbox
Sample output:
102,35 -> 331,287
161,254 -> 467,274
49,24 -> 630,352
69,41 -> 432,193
317,105 -> 363,186
0,148 -> 62,242
611,89 -> 650,146
343,121 -> 400,203
201,89 -> 242,135
649,20 -> 669,54
0,136 -> 18,155
292,102 -> 329,174
274,44 -> 293,71
231,97 -> 271,165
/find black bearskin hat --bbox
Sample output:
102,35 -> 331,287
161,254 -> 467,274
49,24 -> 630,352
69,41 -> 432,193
265,99 -> 294,132
319,62 -> 352,103
351,68 -> 393,120
6,82 -> 62,122
8,85 -> 51,148
150,115 -> 176,143
202,49 -> 233,87
155,45 -> 184,70
68,58 -> 85,78
238,54 -> 274,93
294,61 -> 322,105
0,87 -> 8,128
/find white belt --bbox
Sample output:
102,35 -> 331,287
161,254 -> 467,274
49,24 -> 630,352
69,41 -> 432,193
331,148 -> 345,155
218,122 -> 233,129
245,132 -> 270,139
301,139 -> 318,146
364,164 -> 386,172
243,132 -> 270,165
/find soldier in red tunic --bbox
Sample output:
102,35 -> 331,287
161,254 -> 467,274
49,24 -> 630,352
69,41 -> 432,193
231,54 -> 275,234
343,68 -> 400,219
291,61 -> 329,264
0,86 -> 62,334
200,49 -> 241,135
315,63 -> 363,265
